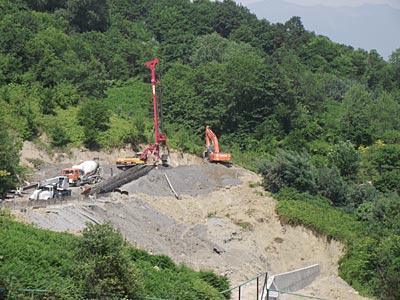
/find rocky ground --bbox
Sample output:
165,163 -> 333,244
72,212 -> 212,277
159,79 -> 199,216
12,141 -> 370,300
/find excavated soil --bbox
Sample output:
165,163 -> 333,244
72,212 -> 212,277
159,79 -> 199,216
13,141 -> 370,300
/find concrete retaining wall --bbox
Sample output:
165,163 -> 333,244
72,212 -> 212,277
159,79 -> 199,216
262,264 -> 320,300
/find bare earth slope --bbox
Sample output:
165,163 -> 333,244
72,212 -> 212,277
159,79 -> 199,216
16,143 -> 369,300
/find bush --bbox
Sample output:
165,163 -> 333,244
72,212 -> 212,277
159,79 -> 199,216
77,100 -> 110,149
199,270 -> 230,300
327,140 -> 360,180
374,170 -> 400,194
315,166 -> 348,206
259,149 -> 316,193
347,183 -> 379,209
339,237 -> 378,296
74,222 -> 143,299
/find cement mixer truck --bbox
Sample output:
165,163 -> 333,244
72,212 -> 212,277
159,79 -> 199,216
61,158 -> 103,186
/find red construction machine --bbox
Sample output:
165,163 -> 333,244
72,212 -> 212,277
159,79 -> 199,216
115,58 -> 168,168
139,58 -> 168,166
204,125 -> 231,163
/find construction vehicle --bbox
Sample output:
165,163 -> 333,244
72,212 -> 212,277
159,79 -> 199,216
204,126 -> 231,163
29,176 -> 71,200
116,58 -> 168,168
116,152 -> 145,170
61,158 -> 103,186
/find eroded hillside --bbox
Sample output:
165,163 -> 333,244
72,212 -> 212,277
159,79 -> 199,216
13,142 -> 369,300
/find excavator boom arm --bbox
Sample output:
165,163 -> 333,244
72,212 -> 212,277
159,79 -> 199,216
205,126 -> 220,153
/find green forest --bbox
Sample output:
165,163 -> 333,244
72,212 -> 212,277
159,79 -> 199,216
0,0 -> 399,299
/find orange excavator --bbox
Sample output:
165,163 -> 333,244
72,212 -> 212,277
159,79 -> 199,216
204,126 -> 231,163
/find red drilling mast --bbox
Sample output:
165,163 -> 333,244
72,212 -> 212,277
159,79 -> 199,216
140,58 -> 168,165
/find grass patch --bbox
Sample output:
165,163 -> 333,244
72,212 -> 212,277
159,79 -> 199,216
276,200 -> 365,244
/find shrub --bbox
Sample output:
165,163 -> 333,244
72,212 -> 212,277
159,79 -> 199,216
77,100 -> 110,149
374,170 -> 400,194
259,149 -> 316,193
199,270 -> 230,300
315,166 -> 348,206
327,140 -> 360,180
74,222 -> 143,299
347,183 -> 379,209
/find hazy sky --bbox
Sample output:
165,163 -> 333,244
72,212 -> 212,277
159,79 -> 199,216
235,0 -> 400,59
237,0 -> 400,9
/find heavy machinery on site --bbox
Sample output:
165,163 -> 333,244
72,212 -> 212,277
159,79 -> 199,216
61,159 -> 103,186
116,58 -> 168,169
29,176 -> 71,200
116,152 -> 145,170
204,126 -> 231,164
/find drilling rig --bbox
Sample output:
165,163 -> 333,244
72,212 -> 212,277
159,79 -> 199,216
116,59 -> 168,168
139,58 -> 168,166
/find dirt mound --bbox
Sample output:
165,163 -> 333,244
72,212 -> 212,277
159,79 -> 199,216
121,164 -> 241,197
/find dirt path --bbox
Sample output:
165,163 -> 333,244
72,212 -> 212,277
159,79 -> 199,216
15,143 -> 369,300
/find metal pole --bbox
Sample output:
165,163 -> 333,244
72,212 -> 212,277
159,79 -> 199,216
257,276 -> 259,300
260,272 -> 268,300
238,285 -> 241,300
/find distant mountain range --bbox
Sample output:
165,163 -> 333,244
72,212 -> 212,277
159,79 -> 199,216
245,0 -> 400,60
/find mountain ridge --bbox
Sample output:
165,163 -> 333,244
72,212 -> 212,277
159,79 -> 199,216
246,0 -> 400,59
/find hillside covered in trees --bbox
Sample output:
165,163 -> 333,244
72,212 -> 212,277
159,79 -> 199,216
0,0 -> 400,299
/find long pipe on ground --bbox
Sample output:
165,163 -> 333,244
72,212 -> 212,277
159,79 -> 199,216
87,165 -> 154,195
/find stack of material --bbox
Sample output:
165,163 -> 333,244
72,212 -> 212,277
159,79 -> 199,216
86,165 -> 154,196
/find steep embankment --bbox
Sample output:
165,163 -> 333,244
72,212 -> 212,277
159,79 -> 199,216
14,142 -> 369,300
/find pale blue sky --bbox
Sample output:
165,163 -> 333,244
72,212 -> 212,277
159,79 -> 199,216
235,0 -> 400,59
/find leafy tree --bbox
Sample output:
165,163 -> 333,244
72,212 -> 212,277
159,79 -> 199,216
60,0 -> 110,33
375,235 -> 400,300
75,222 -> 143,299
50,123 -> 71,148
211,0 -> 251,38
367,92 -> 400,140
374,170 -> 400,194
369,143 -> 400,173
283,16 -> 310,50
389,48 -> 400,88
340,85 -> 374,146
0,121 -> 21,198
315,166 -> 348,206
77,100 -> 110,149
260,149 -> 316,194
327,140 -> 361,180
21,0 -> 68,12
300,35 -> 337,72
339,237 -> 379,295
190,33 -> 228,66
364,50 -> 393,90
347,183 -> 379,209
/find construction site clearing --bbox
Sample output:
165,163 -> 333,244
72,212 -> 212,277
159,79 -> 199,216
1,141 -> 371,300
